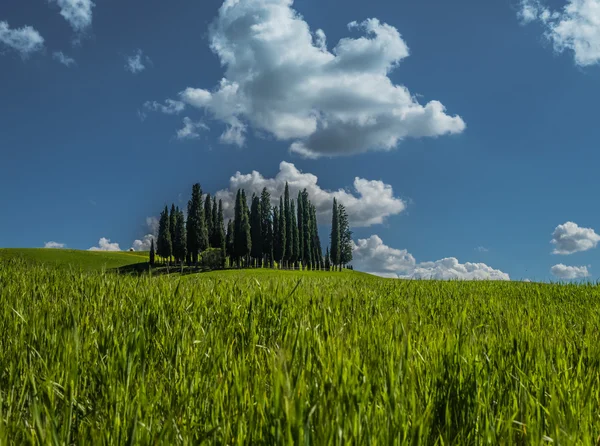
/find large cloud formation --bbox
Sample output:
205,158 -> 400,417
214,161 -> 406,227
551,221 -> 600,254
519,0 -> 600,66
161,0 -> 465,157
551,263 -> 590,279
0,21 -> 44,58
353,235 -> 510,280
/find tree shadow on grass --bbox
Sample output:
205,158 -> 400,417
114,262 -> 214,277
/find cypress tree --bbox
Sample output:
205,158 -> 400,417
330,198 -> 340,271
226,219 -> 234,262
278,197 -> 286,268
216,199 -> 226,254
260,188 -> 272,268
324,246 -> 330,271
284,182 -> 292,268
149,238 -> 155,266
338,203 -> 353,268
169,204 -> 177,263
210,196 -> 219,248
205,193 -> 214,248
301,190 -> 312,269
157,205 -> 172,264
297,191 -> 304,265
174,209 -> 187,264
250,194 -> 262,265
241,190 -> 252,267
311,204 -> 323,270
290,200 -> 299,268
233,190 -> 243,267
187,183 -> 207,264
273,206 -> 281,265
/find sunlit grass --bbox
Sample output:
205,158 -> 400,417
1,258 -> 599,444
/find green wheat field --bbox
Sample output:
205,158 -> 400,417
1,249 -> 600,444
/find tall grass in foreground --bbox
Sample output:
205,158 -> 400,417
1,259 -> 600,444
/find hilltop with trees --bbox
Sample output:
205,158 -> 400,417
152,182 -> 353,272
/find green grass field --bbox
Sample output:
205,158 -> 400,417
0,248 -> 149,271
1,250 -> 600,444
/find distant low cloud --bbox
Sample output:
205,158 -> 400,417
353,234 -> 510,280
125,49 -> 150,74
177,117 -> 209,140
48,0 -> 95,32
551,221 -> 600,254
158,0 -> 464,157
475,246 -> 489,253
53,51 -> 76,67
215,161 -> 406,227
551,263 -> 590,279
44,241 -> 66,249
518,0 -> 600,66
131,234 -> 154,251
0,21 -> 44,58
88,237 -> 120,251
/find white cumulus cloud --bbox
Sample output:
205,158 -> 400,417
48,0 -> 94,32
352,235 -> 416,277
177,117 -> 209,140
125,49 -> 150,74
44,241 -> 66,249
518,0 -> 600,66
353,235 -> 510,280
165,0 -> 465,157
0,21 -> 44,58
551,263 -> 590,279
131,234 -> 154,252
53,51 -> 76,66
551,221 -> 600,254
215,161 -> 406,227
88,237 -> 121,251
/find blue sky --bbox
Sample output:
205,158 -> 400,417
1,0 -> 599,281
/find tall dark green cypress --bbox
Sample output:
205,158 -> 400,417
187,183 -> 207,264
301,190 -> 312,268
290,200 -> 299,268
250,194 -> 262,265
173,209 -> 187,264
273,206 -> 281,265
260,188 -> 272,267
216,199 -> 226,254
149,238 -> 155,266
330,198 -> 340,271
210,196 -> 219,248
157,205 -> 172,263
241,190 -> 252,267
338,203 -> 353,268
226,219 -> 234,261
297,191 -> 304,264
284,182 -> 292,268
278,197 -> 286,268
233,190 -> 243,267
205,193 -> 214,248
169,203 -> 177,262
324,246 -> 330,270
311,204 -> 323,270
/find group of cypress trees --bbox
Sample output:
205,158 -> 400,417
152,182 -> 353,270
153,183 -> 225,266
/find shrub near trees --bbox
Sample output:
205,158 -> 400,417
151,182 -> 353,271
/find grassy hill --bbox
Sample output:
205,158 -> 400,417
2,250 -> 599,443
0,248 -> 149,271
